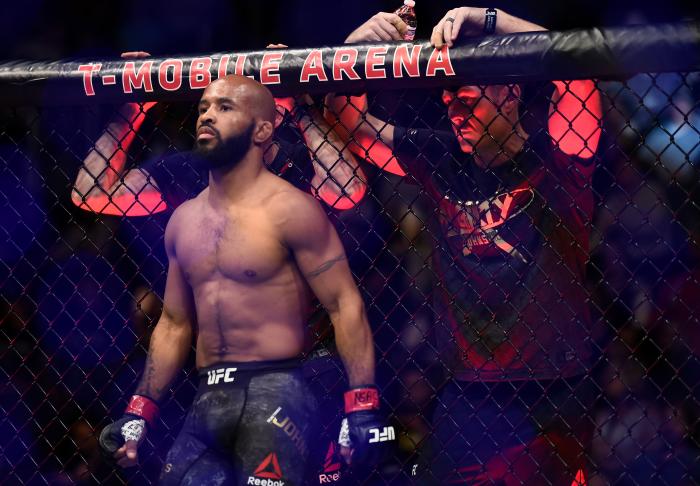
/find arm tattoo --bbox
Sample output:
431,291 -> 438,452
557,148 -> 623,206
306,254 -> 346,279
136,354 -> 163,398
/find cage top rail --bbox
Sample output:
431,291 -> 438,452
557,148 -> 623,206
0,21 -> 698,105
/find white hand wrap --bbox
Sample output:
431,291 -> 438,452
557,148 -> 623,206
121,418 -> 146,443
338,417 -> 351,447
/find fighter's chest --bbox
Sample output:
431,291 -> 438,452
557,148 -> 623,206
174,211 -> 288,284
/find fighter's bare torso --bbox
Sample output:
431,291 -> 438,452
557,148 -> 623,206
167,171 -> 315,367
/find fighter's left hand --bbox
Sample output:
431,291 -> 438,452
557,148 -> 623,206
339,387 -> 395,467
431,7 -> 487,49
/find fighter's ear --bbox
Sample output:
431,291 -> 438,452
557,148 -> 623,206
253,119 -> 274,145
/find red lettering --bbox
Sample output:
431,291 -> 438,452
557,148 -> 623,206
235,55 -> 246,75
365,47 -> 388,79
333,48 -> 360,81
190,57 -> 212,89
357,390 -> 374,403
158,59 -> 183,91
393,45 -> 421,78
218,55 -> 231,79
122,61 -> 154,94
300,50 -> 328,83
344,388 -> 379,412
232,55 -> 254,79
78,63 -> 102,96
426,46 -> 456,77
261,52 -> 283,84
353,389 -> 378,405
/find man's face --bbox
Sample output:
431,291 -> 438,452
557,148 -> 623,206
442,85 -> 508,155
194,80 -> 255,169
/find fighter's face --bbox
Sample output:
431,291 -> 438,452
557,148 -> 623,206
442,85 -> 507,155
195,80 -> 255,169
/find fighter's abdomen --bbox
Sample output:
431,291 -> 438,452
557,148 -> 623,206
193,273 -> 311,366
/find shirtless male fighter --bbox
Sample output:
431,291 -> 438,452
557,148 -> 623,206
98,74 -> 391,485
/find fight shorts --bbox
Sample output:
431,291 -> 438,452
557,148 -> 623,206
417,376 -> 597,485
302,347 -> 347,485
159,358 -> 318,486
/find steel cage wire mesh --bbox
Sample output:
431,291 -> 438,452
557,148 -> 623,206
1,24 -> 700,485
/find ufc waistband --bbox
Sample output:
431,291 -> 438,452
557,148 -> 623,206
198,358 -> 302,388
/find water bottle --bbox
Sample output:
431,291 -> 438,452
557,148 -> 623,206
394,0 -> 417,41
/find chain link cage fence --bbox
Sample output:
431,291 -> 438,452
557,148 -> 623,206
2,23 -> 700,485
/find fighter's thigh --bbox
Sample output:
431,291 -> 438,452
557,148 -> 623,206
159,400 -> 242,486
304,366 -> 346,485
235,372 -> 319,486
159,428 -> 235,486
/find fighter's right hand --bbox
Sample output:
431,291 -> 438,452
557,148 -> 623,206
345,13 -> 407,43
99,395 -> 159,468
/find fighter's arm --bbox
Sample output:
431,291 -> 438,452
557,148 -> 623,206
133,206 -> 195,401
108,206 -> 195,468
432,7 -> 602,157
279,192 -> 374,386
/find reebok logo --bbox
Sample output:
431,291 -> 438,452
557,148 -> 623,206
246,479 -> 285,486
368,426 -> 395,443
247,452 -> 285,486
206,367 -> 237,385
318,442 -> 341,483
322,442 -> 341,473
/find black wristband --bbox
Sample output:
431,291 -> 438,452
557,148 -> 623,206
484,8 -> 497,35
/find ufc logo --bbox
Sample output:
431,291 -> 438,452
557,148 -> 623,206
207,367 -> 237,385
368,426 -> 395,443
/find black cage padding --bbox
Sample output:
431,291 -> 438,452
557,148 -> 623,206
0,22 -> 698,104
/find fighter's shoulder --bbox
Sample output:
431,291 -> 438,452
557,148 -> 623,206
165,192 -> 207,241
173,192 -> 206,221
266,180 -> 328,232
270,181 -> 323,216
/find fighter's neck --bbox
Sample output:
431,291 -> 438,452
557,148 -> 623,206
208,152 -> 265,206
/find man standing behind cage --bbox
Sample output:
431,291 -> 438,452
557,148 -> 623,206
328,6 -> 603,484
96,74 -> 392,485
